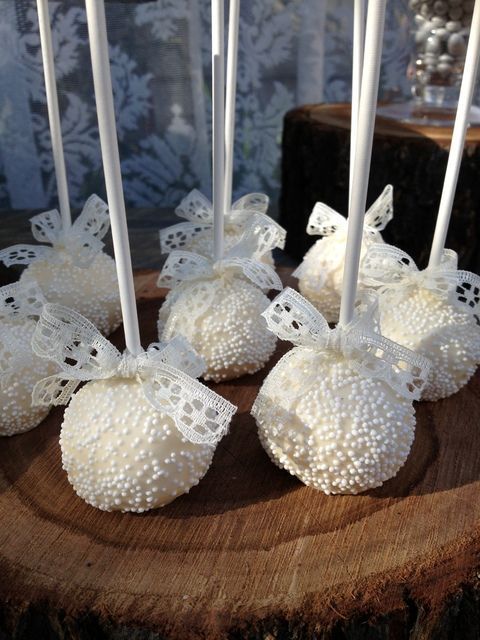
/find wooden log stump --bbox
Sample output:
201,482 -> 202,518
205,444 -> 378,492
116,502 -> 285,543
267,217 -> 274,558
1,268 -> 480,639
280,103 -> 480,272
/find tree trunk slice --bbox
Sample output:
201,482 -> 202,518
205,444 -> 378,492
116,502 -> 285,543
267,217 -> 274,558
280,103 -> 480,273
1,268 -> 480,639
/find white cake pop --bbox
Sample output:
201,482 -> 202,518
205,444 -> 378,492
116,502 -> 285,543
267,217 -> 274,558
32,304 -> 236,512
294,185 -> 393,323
363,243 -> 480,401
0,195 -> 121,335
157,216 -> 283,382
159,189 -> 286,266
0,281 -> 56,436
252,288 -> 431,494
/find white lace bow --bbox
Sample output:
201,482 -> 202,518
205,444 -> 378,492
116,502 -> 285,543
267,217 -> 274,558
0,195 -> 110,269
158,214 -> 284,292
260,287 -> 430,401
306,184 -> 393,238
159,188 -> 286,253
31,304 -> 237,445
0,280 -> 46,388
362,244 -> 480,317
0,280 -> 45,320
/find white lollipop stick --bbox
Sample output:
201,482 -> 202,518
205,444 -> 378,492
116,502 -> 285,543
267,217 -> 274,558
212,0 -> 225,261
349,0 -> 367,209
37,0 -> 71,230
224,0 -> 240,214
85,0 -> 142,356
339,0 -> 386,327
429,0 -> 480,268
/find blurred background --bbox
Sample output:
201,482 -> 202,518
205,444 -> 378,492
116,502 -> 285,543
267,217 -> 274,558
0,0 -> 412,214
2,0 -> 479,273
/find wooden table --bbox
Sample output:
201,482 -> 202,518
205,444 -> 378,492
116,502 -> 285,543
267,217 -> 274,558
280,103 -> 480,273
1,268 -> 480,639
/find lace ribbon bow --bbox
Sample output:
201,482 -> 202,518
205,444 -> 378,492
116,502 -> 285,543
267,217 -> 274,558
0,280 -> 45,320
158,214 -> 283,292
0,281 -> 46,388
260,287 -> 430,400
306,184 -> 393,238
159,188 -> 286,253
362,244 -> 480,317
31,304 -> 237,445
0,195 -> 110,269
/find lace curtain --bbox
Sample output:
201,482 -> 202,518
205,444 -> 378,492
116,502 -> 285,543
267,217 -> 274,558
0,0 -> 411,213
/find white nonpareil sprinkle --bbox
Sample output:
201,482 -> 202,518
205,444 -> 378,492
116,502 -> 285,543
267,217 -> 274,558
0,319 -> 56,437
254,348 -> 416,494
158,276 -> 277,382
20,249 -> 121,336
60,378 -> 215,512
379,286 -> 480,401
298,231 -> 382,324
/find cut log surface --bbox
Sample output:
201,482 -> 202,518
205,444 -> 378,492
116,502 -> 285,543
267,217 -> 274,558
280,103 -> 480,273
1,268 -> 480,640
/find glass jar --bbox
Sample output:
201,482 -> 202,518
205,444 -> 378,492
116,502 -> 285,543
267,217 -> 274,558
409,0 -> 473,116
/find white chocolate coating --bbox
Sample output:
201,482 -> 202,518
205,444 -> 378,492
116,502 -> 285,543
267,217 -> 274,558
60,378 -> 214,512
254,348 -> 415,494
187,226 -> 274,266
0,319 -> 55,437
379,287 -> 480,401
298,234 -> 380,323
158,277 -> 277,382
20,250 -> 121,335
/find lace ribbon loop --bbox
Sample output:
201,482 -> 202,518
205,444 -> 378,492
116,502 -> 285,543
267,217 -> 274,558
261,287 -> 430,400
307,185 -> 393,238
31,304 -> 236,445
0,195 -> 110,270
160,188 -> 285,254
158,219 -> 283,292
0,281 -> 45,320
362,243 -> 480,317
0,281 -> 47,389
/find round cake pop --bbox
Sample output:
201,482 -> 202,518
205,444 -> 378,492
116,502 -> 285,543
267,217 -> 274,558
294,185 -> 393,323
363,243 -> 480,401
60,378 -> 215,511
0,195 -> 121,335
252,288 -> 431,494
157,217 -> 283,382
32,304 -> 236,512
0,281 -> 56,436
159,189 -> 286,266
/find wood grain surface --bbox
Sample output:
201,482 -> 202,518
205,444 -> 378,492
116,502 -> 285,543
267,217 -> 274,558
303,103 -> 480,147
1,268 -> 480,640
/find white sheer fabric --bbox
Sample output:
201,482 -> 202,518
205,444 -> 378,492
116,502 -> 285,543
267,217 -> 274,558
0,0 -> 411,212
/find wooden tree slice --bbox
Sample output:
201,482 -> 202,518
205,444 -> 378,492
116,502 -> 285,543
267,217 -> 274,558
280,103 -> 480,273
1,268 -> 480,639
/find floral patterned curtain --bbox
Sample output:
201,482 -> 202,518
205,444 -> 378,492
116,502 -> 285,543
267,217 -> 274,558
0,0 -> 411,213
